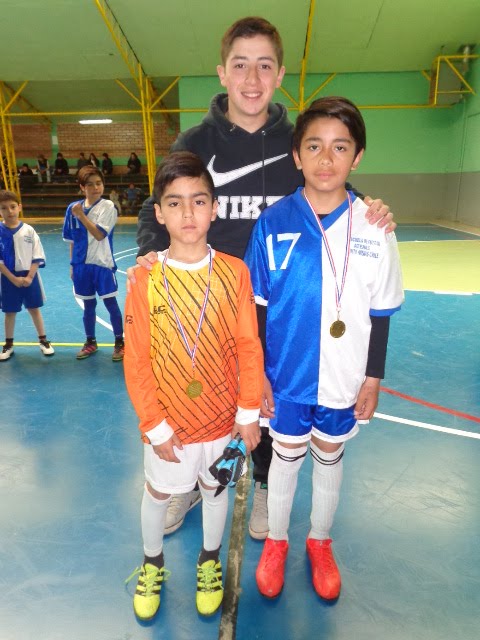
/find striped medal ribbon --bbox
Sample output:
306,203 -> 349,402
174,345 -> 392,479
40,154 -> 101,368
161,247 -> 213,397
303,190 -> 353,338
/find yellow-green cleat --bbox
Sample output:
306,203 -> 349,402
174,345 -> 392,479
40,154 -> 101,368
126,563 -> 170,621
196,559 -> 224,616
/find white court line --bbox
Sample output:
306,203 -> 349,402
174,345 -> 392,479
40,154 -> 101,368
114,247 -> 139,256
375,412 -> 480,439
114,247 -> 139,274
74,293 -> 113,331
74,249 -> 138,328
432,222 -> 480,237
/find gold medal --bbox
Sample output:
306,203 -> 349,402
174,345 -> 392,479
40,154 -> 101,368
186,379 -> 203,399
330,319 -> 346,338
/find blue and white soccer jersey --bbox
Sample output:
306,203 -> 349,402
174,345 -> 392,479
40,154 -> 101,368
62,198 -> 119,299
0,222 -> 46,312
244,187 -> 404,441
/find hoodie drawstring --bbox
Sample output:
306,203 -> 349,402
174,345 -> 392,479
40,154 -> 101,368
261,130 -> 266,210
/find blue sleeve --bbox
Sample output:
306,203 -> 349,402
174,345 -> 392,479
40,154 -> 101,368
62,205 -> 73,241
244,217 -> 271,305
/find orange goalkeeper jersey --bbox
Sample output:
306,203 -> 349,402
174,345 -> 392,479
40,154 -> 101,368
124,250 -> 263,444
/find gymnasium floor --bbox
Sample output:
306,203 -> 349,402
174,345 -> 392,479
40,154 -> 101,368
0,222 -> 479,640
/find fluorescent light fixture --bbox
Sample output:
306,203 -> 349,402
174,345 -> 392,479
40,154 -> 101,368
78,119 -> 113,125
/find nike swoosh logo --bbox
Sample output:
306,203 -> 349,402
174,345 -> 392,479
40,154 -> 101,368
207,154 -> 288,187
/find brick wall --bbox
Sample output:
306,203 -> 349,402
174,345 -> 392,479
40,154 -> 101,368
9,124 -> 52,157
4,120 -> 178,164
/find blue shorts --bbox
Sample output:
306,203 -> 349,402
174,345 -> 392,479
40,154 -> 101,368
72,263 -> 118,300
0,272 -> 45,313
269,396 -> 359,444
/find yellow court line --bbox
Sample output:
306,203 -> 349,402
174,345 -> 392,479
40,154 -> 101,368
398,240 -> 480,294
12,342 -> 115,347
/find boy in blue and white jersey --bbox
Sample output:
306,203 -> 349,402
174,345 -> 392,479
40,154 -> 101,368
62,166 -> 124,361
245,97 -> 404,601
0,190 -> 54,360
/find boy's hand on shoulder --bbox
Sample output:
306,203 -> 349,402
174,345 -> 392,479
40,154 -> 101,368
354,376 -> 381,422
364,196 -> 397,232
136,251 -> 158,270
260,375 -> 275,419
234,421 -> 260,454
126,264 -> 140,290
152,433 -> 183,463
127,252 -> 159,290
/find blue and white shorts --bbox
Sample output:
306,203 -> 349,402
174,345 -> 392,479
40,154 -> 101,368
72,263 -> 118,300
269,395 -> 359,444
0,272 -> 45,313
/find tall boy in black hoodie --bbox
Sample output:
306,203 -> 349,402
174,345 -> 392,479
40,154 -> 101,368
134,16 -> 395,541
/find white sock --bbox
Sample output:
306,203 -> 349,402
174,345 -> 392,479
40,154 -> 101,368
200,484 -> 229,552
267,440 -> 308,541
141,485 -> 170,558
309,442 -> 345,540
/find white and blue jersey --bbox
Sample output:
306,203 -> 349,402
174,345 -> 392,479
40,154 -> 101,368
244,187 -> 404,409
0,221 -> 45,273
0,222 -> 46,312
62,198 -> 117,270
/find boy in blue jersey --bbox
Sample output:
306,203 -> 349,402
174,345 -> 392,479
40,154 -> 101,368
62,166 -> 124,361
0,190 -> 55,360
244,97 -> 404,601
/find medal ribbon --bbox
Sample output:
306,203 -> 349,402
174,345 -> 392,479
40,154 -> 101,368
161,247 -> 213,375
303,190 -> 353,316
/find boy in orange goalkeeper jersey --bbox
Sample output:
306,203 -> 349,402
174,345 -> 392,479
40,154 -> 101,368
124,151 -> 263,620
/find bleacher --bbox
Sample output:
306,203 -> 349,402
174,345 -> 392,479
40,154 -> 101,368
20,171 -> 150,218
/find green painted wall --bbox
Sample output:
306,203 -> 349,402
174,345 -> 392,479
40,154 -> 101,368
459,60 -> 480,173
178,70 -> 473,175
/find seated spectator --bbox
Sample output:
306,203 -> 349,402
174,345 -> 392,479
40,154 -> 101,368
19,163 -> 34,177
109,187 -> 122,215
126,152 -> 141,174
102,153 -> 113,176
77,152 -> 89,171
36,154 -> 50,183
89,153 -> 100,168
122,182 -> 142,215
18,163 -> 36,189
53,153 -> 69,182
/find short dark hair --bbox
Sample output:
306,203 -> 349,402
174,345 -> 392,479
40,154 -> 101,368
0,189 -> 20,205
77,165 -> 105,186
221,16 -> 283,67
293,96 -> 366,156
154,151 -> 215,202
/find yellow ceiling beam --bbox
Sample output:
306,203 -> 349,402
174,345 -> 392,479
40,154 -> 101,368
0,83 -> 20,197
1,82 -> 52,125
115,79 -> 142,107
278,86 -> 299,109
305,73 -> 337,106
94,0 -> 175,132
94,0 -> 141,88
430,54 -> 479,105
3,81 -> 28,113
150,77 -> 180,111
299,0 -> 316,112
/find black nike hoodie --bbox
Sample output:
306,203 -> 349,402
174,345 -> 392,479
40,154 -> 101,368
136,93 -> 303,258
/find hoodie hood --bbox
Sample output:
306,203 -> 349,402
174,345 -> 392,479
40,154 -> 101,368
203,93 -> 293,139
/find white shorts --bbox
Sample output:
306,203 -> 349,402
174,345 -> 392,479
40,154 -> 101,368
144,434 -> 232,494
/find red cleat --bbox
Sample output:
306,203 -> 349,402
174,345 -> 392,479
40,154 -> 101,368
256,538 -> 289,598
306,537 -> 341,600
